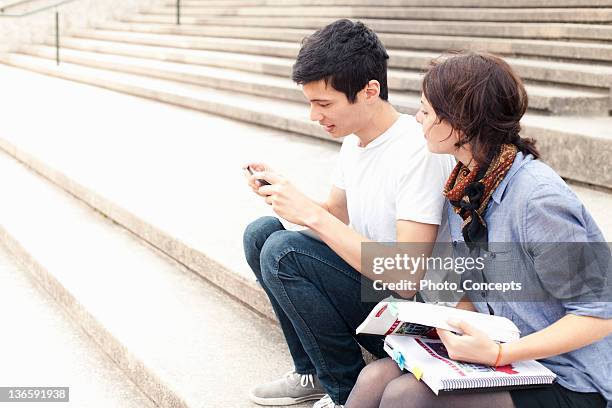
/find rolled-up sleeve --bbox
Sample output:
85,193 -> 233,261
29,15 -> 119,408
525,184 -> 612,319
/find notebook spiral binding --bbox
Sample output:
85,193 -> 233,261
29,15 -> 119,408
443,375 -> 556,391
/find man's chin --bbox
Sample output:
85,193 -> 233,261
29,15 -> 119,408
328,128 -> 351,138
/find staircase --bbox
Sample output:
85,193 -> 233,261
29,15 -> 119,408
1,0 -> 611,189
0,1 -> 610,407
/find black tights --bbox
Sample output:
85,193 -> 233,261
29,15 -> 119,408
345,358 -> 516,408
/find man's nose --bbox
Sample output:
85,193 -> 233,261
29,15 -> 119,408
309,105 -> 323,122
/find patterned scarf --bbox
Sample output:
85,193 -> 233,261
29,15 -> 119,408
444,144 -> 518,250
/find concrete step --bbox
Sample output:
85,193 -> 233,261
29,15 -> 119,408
0,0 -> 60,14
0,62 -> 609,289
57,36 -> 297,77
0,60 -> 611,288
1,52 -> 611,189
85,21 -> 612,63
23,43 -> 610,115
0,244 -> 156,408
73,28 -> 300,58
146,6 -> 612,23
0,51 -> 329,138
0,96 -> 310,407
166,0 -> 612,6
22,44 -> 314,104
66,26 -> 612,90
117,15 -> 612,42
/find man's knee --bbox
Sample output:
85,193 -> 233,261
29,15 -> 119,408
243,216 -> 283,264
259,230 -> 309,284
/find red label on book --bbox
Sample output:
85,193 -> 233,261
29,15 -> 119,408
494,365 -> 519,375
375,305 -> 388,318
415,338 -> 466,377
385,319 -> 401,335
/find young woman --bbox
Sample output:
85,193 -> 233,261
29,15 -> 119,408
345,52 -> 612,408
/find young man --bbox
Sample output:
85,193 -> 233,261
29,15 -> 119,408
242,19 -> 454,408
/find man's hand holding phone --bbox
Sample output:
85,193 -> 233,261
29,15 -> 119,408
242,162 -> 321,227
243,162 -> 272,198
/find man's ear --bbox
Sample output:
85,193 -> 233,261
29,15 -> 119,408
362,80 -> 381,103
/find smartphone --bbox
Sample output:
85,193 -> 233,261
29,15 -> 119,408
245,166 -> 271,186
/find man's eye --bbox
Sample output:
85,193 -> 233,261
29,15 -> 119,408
319,103 -> 330,107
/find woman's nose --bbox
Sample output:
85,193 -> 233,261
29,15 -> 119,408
415,110 -> 423,124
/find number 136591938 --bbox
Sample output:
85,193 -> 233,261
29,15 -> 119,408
1,387 -> 69,402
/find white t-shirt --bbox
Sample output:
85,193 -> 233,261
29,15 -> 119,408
332,114 -> 455,242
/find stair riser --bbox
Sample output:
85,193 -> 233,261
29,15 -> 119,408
147,7 -> 612,23
116,15 -> 612,63
59,38 -> 295,77
55,36 -> 611,115
27,46 -> 426,115
74,30 -> 300,58
78,25 -> 612,90
120,17 -> 612,42
522,125 -> 612,189
164,0 -> 612,6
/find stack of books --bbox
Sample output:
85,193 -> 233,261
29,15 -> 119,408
357,298 -> 556,394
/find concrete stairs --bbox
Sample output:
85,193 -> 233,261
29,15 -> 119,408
0,0 -> 611,190
0,64 -> 312,408
0,2 -> 611,405
0,243 -> 156,408
17,40 -> 609,116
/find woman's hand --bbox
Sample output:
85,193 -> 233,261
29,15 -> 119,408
255,171 -> 321,227
436,319 -> 500,366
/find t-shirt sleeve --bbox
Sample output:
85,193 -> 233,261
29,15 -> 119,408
395,147 -> 452,225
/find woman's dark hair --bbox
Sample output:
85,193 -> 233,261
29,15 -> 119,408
292,19 -> 389,103
422,52 -> 539,165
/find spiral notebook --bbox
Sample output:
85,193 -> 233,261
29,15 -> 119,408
384,335 -> 556,395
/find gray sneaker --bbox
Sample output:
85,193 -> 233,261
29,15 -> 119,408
312,395 -> 344,408
249,371 -> 326,406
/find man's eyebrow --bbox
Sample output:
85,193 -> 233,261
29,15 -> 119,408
310,99 -> 331,103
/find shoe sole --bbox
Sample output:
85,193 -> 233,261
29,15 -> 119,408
248,391 -> 327,406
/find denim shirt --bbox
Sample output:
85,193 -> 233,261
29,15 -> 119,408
447,152 -> 612,404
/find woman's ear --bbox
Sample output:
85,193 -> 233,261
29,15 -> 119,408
363,80 -> 381,103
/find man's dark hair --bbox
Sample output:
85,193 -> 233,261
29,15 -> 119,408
292,19 -> 389,103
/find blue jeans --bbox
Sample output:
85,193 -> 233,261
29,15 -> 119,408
243,216 -> 390,404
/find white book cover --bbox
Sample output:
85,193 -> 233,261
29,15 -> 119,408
357,297 -> 520,343
384,335 -> 556,395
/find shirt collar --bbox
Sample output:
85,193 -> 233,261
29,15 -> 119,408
357,115 -> 404,150
491,152 -> 533,204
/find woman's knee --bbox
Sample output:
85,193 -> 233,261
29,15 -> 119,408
380,375 -> 435,408
355,358 -> 403,388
